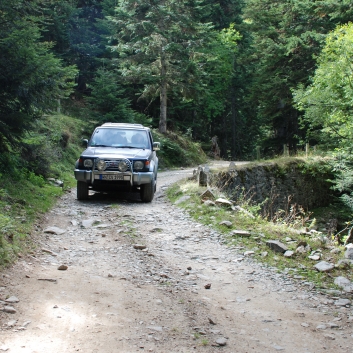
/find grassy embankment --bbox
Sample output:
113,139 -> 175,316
167,158 -> 353,293
0,113 -> 207,267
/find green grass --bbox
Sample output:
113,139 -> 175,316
0,173 -> 64,265
200,339 -> 209,346
167,180 -> 352,291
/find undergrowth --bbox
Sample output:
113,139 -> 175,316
152,130 -> 207,168
0,114 -> 89,266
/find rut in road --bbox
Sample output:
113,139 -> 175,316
0,169 -> 352,352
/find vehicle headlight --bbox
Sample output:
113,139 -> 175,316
96,159 -> 106,171
84,159 -> 93,168
134,161 -> 144,170
118,160 -> 129,172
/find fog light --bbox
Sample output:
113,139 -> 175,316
96,159 -> 106,171
118,161 -> 129,172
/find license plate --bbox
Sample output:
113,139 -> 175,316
100,174 -> 124,180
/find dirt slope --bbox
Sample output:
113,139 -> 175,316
0,168 -> 352,353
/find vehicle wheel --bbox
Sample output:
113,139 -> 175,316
140,180 -> 154,202
77,181 -> 89,200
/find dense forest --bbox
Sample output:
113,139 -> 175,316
1,0 -> 353,205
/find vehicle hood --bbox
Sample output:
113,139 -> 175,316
81,147 -> 152,159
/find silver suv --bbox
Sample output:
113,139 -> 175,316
74,123 -> 160,202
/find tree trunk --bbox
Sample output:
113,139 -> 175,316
159,56 -> 167,134
231,86 -> 236,159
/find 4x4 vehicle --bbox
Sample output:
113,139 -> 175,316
74,123 -> 160,202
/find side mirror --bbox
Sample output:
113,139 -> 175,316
153,142 -> 160,151
82,138 -> 88,146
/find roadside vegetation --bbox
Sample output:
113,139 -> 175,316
0,112 -> 207,267
166,167 -> 353,293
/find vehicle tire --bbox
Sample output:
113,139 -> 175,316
77,181 -> 89,200
140,180 -> 154,202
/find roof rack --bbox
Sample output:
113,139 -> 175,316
101,123 -> 144,127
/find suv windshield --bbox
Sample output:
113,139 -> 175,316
89,128 -> 150,149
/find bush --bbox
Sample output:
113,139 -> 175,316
152,130 -> 207,168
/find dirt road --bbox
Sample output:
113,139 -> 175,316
0,168 -> 352,353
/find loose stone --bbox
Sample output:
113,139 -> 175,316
230,230 -> 251,237
215,337 -> 227,346
314,261 -> 334,272
215,198 -> 233,207
219,220 -> 233,227
7,320 -> 17,327
284,250 -> 294,258
3,306 -> 16,314
43,226 -> 66,235
334,299 -> 351,306
5,296 -> 19,303
308,255 -> 321,261
266,240 -> 288,253
133,244 -> 147,250
345,247 -> 353,259
334,276 -> 351,288
57,265 -> 68,271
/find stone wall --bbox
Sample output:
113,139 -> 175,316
209,161 -> 335,213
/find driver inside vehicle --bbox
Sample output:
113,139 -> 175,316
131,133 -> 147,147
107,131 -> 127,146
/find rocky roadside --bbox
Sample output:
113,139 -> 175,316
0,168 -> 352,352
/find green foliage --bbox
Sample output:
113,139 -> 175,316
152,130 -> 207,168
294,23 -> 353,150
0,0 -> 78,151
88,68 -> 151,125
107,0 -> 214,132
293,23 -> 353,215
329,153 -> 353,214
242,0 -> 351,153
194,24 -> 241,119
41,0 -> 107,92
0,112 -> 90,266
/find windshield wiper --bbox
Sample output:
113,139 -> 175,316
114,145 -> 134,148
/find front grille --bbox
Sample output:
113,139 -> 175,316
94,159 -> 132,172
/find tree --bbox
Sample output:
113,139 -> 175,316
107,0 -> 212,133
242,0 -> 353,154
0,0 -> 77,151
293,23 -> 353,216
293,23 -> 353,150
88,67 -> 151,125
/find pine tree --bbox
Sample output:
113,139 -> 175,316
107,0 -> 212,133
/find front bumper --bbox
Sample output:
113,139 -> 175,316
74,169 -> 154,185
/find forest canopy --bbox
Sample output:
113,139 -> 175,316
0,0 -> 352,160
